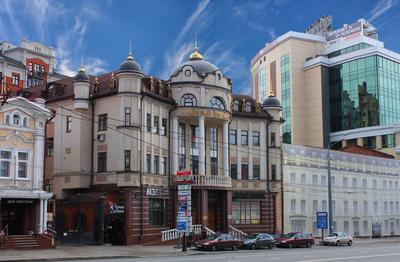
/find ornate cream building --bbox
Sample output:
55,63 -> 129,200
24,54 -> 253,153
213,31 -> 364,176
0,96 -> 52,236
26,47 -> 284,245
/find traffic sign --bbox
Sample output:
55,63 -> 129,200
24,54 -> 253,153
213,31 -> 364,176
317,212 -> 328,229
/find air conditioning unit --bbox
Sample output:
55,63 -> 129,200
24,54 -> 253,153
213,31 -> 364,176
97,134 -> 106,142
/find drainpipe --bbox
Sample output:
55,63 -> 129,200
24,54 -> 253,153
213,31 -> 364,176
168,107 -> 173,227
265,118 -> 272,231
90,98 -> 95,187
139,95 -> 144,240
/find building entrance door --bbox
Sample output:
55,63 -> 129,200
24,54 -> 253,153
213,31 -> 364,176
105,217 -> 124,245
0,199 -> 35,235
207,206 -> 217,232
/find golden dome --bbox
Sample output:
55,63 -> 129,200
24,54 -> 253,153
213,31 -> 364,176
189,47 -> 203,60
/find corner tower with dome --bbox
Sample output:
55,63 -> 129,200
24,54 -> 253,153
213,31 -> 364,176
28,45 -> 284,245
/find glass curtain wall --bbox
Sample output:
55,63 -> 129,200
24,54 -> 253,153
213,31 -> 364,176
281,54 -> 291,143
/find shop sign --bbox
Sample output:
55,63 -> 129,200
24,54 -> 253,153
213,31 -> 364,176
146,187 -> 163,197
326,21 -> 362,42
109,203 -> 125,214
317,212 -> 328,229
4,199 -> 35,204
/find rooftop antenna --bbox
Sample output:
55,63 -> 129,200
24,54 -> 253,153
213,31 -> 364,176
195,32 -> 198,48
129,39 -> 132,54
80,54 -> 85,72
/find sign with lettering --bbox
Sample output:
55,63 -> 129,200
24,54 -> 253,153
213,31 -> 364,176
3,199 -> 35,204
317,212 -> 328,229
109,203 -> 125,214
326,21 -> 362,42
146,187 -> 163,197
176,171 -> 192,233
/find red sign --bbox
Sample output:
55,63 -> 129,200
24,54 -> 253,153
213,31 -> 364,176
176,170 -> 192,176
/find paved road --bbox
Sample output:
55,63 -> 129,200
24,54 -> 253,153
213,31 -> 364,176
63,242 -> 400,262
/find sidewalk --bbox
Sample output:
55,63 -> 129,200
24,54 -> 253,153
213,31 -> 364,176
0,244 -> 202,262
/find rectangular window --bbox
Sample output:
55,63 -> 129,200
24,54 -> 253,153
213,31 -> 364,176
353,201 -> 358,216
252,164 -> 260,180
301,174 -> 306,184
0,150 -> 11,177
146,154 -> 151,173
97,152 -> 107,173
313,200 -> 318,213
363,201 -> 368,216
232,200 -> 260,225
373,180 -> 377,189
98,114 -> 107,131
46,138 -> 54,157
17,152 -> 28,178
161,118 -> 167,136
154,155 -> 159,174
241,164 -> 248,180
312,175 -> 318,186
12,74 -> 19,85
291,199 -> 296,214
352,178 -> 357,188
362,179 -> 367,188
271,164 -> 276,180
384,202 -> 388,214
383,180 -> 387,189
363,221 -> 369,235
231,164 -> 237,179
149,199 -> 169,226
66,116 -> 72,133
290,173 -> 296,183
161,157 -> 167,175
343,177 -> 348,187
178,123 -> 186,170
230,129 -> 237,145
322,200 -> 327,212
321,175 -> 327,186
271,132 -> 276,147
146,113 -> 151,132
343,200 -> 349,216
241,130 -> 248,146
301,200 -> 306,215
252,131 -> 260,146
211,157 -> 218,176
210,127 -> 218,176
374,201 -> 378,215
396,202 -> 400,214
124,150 -> 130,171
153,116 -> 159,134
125,107 -> 131,126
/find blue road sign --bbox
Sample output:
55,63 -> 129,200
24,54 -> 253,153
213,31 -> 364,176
317,212 -> 328,229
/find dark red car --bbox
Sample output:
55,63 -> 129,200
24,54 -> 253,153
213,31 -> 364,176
276,232 -> 315,248
195,233 -> 241,251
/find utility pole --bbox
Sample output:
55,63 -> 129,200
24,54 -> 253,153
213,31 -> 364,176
327,146 -> 333,235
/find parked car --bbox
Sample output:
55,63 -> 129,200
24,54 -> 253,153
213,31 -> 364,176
323,232 -> 353,246
276,233 -> 315,248
241,233 -> 275,250
195,233 -> 241,251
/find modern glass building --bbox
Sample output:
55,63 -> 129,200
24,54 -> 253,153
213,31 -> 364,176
251,17 -> 400,158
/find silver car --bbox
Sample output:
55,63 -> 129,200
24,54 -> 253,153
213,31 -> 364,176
323,232 -> 353,246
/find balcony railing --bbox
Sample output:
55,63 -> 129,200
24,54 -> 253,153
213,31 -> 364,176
188,175 -> 231,188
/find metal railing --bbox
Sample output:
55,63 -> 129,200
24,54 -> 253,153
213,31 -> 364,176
228,225 -> 247,241
0,224 -> 8,248
36,224 -> 56,246
161,225 -> 217,241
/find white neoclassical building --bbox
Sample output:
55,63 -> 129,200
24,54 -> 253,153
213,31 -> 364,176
283,143 -> 400,238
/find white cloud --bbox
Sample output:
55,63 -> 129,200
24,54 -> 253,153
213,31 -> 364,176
142,58 -> 153,75
367,0 -> 398,22
86,58 -> 108,75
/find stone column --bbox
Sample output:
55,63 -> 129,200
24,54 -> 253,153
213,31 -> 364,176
248,123 -> 253,179
223,120 -> 229,177
376,135 -> 382,149
34,134 -> 45,189
199,116 -> 205,175
43,199 -> 48,232
39,199 -> 44,233
201,190 -> 208,226
172,116 -> 179,174
357,137 -> 363,146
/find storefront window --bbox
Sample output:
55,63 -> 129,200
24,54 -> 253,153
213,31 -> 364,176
149,198 -> 169,226
232,200 -> 260,224
382,134 -> 396,148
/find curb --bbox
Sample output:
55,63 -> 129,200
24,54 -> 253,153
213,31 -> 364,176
0,251 -> 205,262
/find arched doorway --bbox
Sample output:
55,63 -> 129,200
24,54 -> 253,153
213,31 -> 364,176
105,217 -> 124,245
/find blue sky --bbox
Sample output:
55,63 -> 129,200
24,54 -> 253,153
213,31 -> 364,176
1,0 -> 399,94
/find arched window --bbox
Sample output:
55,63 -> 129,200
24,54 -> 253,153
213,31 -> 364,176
13,114 -> 20,126
245,101 -> 252,112
5,115 -> 10,125
23,118 -> 27,127
233,100 -> 240,111
209,97 -> 225,110
180,94 -> 197,107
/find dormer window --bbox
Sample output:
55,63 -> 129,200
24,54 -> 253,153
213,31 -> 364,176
245,101 -> 252,112
13,114 -> 20,125
209,97 -> 225,110
181,94 -> 197,107
233,100 -> 240,111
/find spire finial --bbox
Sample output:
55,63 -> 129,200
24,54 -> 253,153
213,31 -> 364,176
189,33 -> 203,60
195,32 -> 198,49
79,54 -> 86,72
127,40 -> 134,60
269,89 -> 275,97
